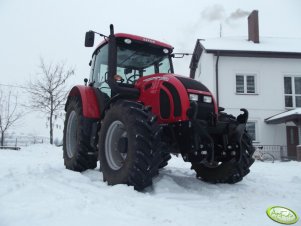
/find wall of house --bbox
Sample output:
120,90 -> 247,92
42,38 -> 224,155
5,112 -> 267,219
196,51 -> 216,95
196,52 -> 301,146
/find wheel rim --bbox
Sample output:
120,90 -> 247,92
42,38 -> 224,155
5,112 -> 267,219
105,120 -> 128,170
66,111 -> 78,158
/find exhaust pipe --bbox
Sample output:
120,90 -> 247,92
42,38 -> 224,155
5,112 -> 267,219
107,24 -> 139,98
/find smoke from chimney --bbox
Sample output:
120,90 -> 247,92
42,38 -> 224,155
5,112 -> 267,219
228,9 -> 250,20
199,5 -> 256,38
201,6 -> 251,24
201,4 -> 225,22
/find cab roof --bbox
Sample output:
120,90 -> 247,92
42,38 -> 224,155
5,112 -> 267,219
115,33 -> 173,49
93,33 -> 174,56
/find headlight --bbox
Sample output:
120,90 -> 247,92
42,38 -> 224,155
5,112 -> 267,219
203,96 -> 212,103
189,93 -> 198,101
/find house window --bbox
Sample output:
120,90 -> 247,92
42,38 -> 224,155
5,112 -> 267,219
246,121 -> 257,141
284,76 -> 301,108
236,74 -> 256,94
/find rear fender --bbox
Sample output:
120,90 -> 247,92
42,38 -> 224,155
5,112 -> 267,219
66,85 -> 100,119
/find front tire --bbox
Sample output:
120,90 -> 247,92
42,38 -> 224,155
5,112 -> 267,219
191,132 -> 255,183
63,96 -> 97,171
99,101 -> 162,191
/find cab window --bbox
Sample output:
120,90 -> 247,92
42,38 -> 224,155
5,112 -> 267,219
115,38 -> 172,84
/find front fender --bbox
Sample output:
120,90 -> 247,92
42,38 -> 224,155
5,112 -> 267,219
66,85 -> 100,119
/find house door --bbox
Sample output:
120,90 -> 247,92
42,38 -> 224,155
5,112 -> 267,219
286,126 -> 299,158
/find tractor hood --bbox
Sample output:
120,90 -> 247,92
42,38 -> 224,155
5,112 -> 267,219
174,76 -> 210,93
136,73 -> 217,123
135,73 -> 211,93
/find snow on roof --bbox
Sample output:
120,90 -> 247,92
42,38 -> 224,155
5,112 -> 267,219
265,108 -> 301,124
200,37 -> 301,53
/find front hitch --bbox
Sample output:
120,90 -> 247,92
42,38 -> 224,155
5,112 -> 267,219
228,109 -> 249,162
192,119 -> 215,164
189,101 -> 216,164
237,108 -> 249,124
232,123 -> 246,162
186,102 -> 249,164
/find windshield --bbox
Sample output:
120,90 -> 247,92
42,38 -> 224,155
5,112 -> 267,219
115,38 -> 173,84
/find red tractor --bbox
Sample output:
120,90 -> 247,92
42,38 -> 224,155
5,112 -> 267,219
63,25 -> 255,190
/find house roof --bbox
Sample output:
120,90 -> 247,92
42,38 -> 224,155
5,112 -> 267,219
199,37 -> 301,57
189,36 -> 301,79
265,108 -> 301,125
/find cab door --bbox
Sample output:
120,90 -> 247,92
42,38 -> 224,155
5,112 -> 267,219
90,44 -> 111,97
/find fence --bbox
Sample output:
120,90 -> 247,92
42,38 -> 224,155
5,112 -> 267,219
253,145 -> 288,161
2,134 -> 50,147
0,146 -> 21,150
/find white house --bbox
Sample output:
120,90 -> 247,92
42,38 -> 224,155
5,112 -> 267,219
189,10 -> 301,160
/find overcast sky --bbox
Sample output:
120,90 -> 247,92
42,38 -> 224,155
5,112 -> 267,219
0,0 -> 300,137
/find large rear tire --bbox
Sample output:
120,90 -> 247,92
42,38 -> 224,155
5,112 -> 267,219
191,132 -> 255,183
99,101 -> 162,191
63,96 -> 97,171
158,143 -> 172,169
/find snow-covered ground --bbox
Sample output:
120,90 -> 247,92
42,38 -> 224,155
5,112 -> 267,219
0,144 -> 300,226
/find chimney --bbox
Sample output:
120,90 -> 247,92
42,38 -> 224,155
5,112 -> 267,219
248,10 -> 259,43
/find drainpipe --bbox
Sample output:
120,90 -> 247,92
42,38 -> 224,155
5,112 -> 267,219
215,51 -> 220,107
298,123 -> 301,145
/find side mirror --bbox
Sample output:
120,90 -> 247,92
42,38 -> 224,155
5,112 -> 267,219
85,31 -> 95,47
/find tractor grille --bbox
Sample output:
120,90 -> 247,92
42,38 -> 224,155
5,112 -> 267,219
162,82 -> 181,117
196,96 -> 214,121
175,76 -> 214,121
187,94 -> 215,121
160,82 -> 182,119
160,89 -> 170,119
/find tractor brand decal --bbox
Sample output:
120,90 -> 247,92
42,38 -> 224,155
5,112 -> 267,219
159,77 -> 169,81
266,206 -> 299,224
143,77 -> 169,82
143,38 -> 156,44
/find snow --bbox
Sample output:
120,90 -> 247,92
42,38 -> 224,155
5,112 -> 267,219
200,37 -> 301,53
265,108 -> 301,121
0,144 -> 300,226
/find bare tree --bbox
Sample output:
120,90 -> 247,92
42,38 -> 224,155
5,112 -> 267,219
0,88 -> 23,146
27,58 -> 74,144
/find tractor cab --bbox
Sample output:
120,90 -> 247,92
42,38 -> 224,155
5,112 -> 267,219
86,30 -> 174,98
